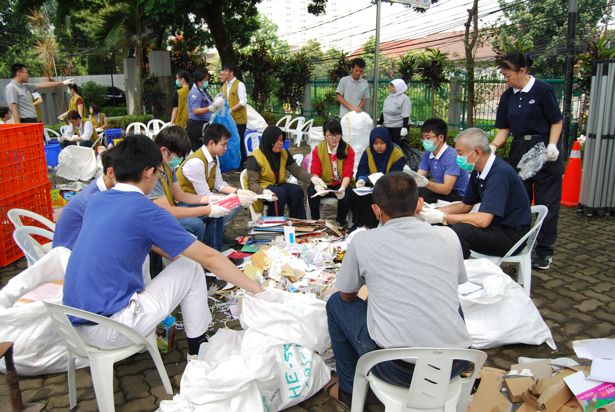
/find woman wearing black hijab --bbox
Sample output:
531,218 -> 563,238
246,126 -> 325,218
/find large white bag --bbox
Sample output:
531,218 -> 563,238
461,259 -> 556,350
56,145 -> 97,181
0,247 -> 90,375
340,111 -> 373,172
246,104 -> 268,132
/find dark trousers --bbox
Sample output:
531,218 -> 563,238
451,223 -> 529,259
307,184 -> 352,224
265,183 -> 306,219
351,192 -> 379,228
20,118 -> 38,123
509,138 -> 563,258
61,141 -> 93,148
186,119 -> 208,151
237,123 -> 247,166
418,187 -> 463,204
386,127 -> 410,153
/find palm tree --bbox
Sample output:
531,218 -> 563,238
417,49 -> 450,117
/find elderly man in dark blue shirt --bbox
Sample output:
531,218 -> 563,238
420,127 -> 531,259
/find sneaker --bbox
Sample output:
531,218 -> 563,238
533,255 -> 552,270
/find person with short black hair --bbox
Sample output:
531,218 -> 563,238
4,63 -> 73,123
490,51 -> 563,270
171,70 -> 191,128
0,106 -> 11,123
61,110 -> 96,147
336,58 -> 370,118
308,118 -> 355,225
219,64 -> 248,166
415,118 -> 470,203
186,69 -> 224,151
62,134 -> 264,361
326,171 -> 471,408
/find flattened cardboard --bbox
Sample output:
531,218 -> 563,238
536,369 -> 575,412
503,376 -> 534,402
511,360 -> 552,380
558,398 -> 583,412
468,367 -> 511,412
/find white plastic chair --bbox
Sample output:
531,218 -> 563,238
352,348 -> 487,412
470,205 -> 548,295
240,169 -> 266,222
244,132 -> 261,155
13,226 -> 54,267
287,154 -> 304,185
294,119 -> 314,147
44,128 -> 61,142
147,119 -> 166,138
286,116 -> 305,145
43,302 -> 173,412
8,208 -> 56,231
125,122 -> 148,137
60,125 -> 73,137
275,115 -> 292,132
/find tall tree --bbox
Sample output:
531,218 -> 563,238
463,0 -> 479,127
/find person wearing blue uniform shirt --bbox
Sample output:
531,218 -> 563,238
421,128 -> 531,259
186,69 -> 224,151
62,135 -> 263,361
52,148 -> 116,249
415,118 -> 469,203
490,52 -> 563,270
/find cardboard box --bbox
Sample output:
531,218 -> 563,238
468,367 -> 511,412
558,398 -> 583,412
535,369 -> 575,412
156,315 -> 176,354
503,376 -> 534,402
511,360 -> 552,380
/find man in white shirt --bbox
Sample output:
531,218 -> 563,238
219,65 -> 248,166
62,110 -> 95,147
336,58 -> 370,118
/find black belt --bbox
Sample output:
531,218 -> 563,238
513,134 -> 547,141
20,118 -> 38,123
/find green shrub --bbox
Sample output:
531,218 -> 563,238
102,106 -> 128,117
80,81 -> 107,108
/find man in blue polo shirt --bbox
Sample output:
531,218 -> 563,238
63,135 -> 263,359
52,148 -> 116,249
415,118 -> 469,203
420,128 -> 531,259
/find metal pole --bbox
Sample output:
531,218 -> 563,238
372,0 -> 382,126
562,0 -> 578,158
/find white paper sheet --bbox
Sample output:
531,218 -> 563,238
352,187 -> 372,196
573,338 -> 615,360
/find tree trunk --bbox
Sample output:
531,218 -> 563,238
201,1 -> 237,67
133,38 -> 144,115
464,0 -> 479,127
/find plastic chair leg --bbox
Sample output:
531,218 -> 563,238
350,377 -> 368,412
68,352 -> 77,409
519,256 -> 532,295
146,341 -> 173,394
89,357 -> 116,412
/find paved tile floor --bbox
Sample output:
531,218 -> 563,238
1,169 -> 613,411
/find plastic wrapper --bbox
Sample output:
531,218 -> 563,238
517,142 -> 547,180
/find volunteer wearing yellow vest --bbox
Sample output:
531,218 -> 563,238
62,110 -> 97,148
219,65 -> 248,166
351,127 -> 406,229
67,83 -> 85,118
186,69 -> 224,151
148,126 -> 231,252
176,124 -> 257,232
89,104 -> 108,132
308,118 -> 356,225
171,70 -> 190,128
247,126 -> 326,219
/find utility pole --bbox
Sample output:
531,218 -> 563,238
372,0 -> 382,126
562,0 -> 578,158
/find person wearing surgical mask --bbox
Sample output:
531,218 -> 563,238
186,68 -> 224,151
171,70 -> 191,128
379,78 -> 411,152
414,118 -> 469,204
421,128 -> 531,260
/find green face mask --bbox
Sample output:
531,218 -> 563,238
456,152 -> 476,172
175,79 -> 181,88
169,156 -> 182,169
422,139 -> 437,152
203,81 -> 209,89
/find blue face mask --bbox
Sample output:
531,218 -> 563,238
456,152 -> 476,172
422,139 -> 437,152
175,79 -> 181,88
169,156 -> 182,169
203,81 -> 209,89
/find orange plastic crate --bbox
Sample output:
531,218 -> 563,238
0,182 -> 53,267
0,124 -> 48,198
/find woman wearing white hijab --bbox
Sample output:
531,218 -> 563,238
379,78 -> 411,152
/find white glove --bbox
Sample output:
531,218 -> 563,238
95,127 -> 104,133
400,127 -> 408,137
355,179 -> 366,188
546,143 -> 559,161
489,143 -> 498,153
413,173 -> 429,188
58,111 -> 68,121
213,96 -> 225,108
261,189 -> 277,201
419,208 -> 445,224
209,204 -> 230,218
71,134 -> 80,142
62,78 -> 75,85
237,189 -> 257,207
335,189 -> 345,200
208,194 -> 225,203
311,176 -> 327,189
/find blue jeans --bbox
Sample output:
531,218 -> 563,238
178,204 -> 224,251
179,217 -> 205,242
223,205 -> 242,227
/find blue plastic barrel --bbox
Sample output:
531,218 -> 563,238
44,142 -> 61,167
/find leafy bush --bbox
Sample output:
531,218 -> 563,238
102,106 -> 127,117
80,81 -> 107,108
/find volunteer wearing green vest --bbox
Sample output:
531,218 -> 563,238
89,104 -> 108,133
62,110 -> 96,148
67,83 -> 85,118
171,70 -> 190,128
148,126 -> 231,251
219,65 -> 248,166
308,118 -> 356,225
247,126 -> 326,219
351,127 -> 406,229
176,124 -> 257,249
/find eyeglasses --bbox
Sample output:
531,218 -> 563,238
154,167 -> 166,177
324,134 -> 342,140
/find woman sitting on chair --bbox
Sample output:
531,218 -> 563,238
308,118 -> 355,226
350,126 -> 406,229
247,126 -> 326,218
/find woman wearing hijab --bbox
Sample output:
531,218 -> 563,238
379,78 -> 411,152
350,127 -> 406,229
247,126 -> 326,218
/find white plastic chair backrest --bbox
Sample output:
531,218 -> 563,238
126,122 -> 148,136
275,115 -> 292,131
245,132 -> 261,154
147,119 -> 166,137
293,154 -> 304,167
353,347 -> 487,411
161,122 -> 174,130
43,302 -> 152,359
44,128 -> 60,142
240,169 -> 249,191
13,226 -> 54,266
301,119 -> 314,133
7,208 -> 56,231
287,116 -> 305,133
503,205 -> 548,258
60,125 -> 72,137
